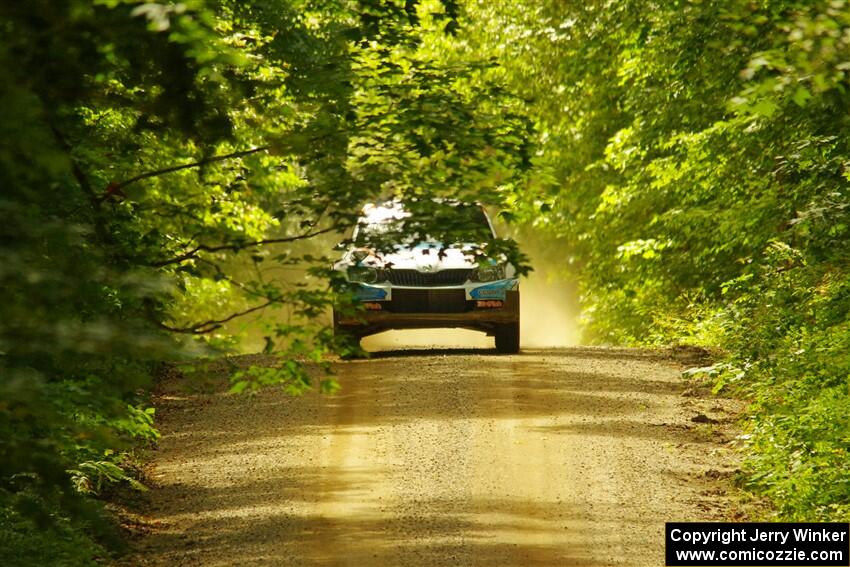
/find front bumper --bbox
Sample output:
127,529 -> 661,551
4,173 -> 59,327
335,282 -> 519,336
351,278 -> 519,302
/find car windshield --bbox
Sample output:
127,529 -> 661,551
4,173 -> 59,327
355,202 -> 494,245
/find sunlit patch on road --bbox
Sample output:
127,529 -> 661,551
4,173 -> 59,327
134,349 -> 741,566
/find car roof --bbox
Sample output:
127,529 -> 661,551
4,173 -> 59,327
355,199 -> 496,239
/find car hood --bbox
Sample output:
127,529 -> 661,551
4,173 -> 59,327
369,242 -> 478,271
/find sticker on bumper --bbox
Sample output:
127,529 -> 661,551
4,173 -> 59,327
354,285 -> 388,301
469,279 -> 518,301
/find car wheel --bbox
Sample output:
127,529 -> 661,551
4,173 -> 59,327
495,322 -> 520,354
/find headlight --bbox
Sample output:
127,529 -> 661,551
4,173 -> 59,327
472,264 -> 506,282
347,266 -> 382,284
349,248 -> 373,263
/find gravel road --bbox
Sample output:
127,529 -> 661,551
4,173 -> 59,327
129,347 -> 741,566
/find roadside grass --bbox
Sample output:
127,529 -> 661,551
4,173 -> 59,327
0,503 -> 112,567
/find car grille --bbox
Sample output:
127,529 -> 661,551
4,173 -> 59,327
386,268 -> 472,287
390,289 -> 469,313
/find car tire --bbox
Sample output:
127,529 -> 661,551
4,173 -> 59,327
495,322 -> 520,354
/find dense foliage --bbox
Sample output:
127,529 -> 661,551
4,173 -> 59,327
468,0 -> 850,520
0,0 -> 529,561
4,0 -> 850,561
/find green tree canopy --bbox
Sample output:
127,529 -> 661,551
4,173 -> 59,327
0,0 -> 531,559
466,0 -> 850,520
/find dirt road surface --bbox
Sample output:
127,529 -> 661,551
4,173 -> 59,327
129,347 -> 741,566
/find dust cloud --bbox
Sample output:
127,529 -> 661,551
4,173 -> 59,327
517,265 -> 580,347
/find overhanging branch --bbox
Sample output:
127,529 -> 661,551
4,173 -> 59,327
149,227 -> 336,267
112,146 -> 270,192
158,299 -> 276,334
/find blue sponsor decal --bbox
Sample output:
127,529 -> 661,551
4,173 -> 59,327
354,285 -> 387,301
470,279 -> 518,300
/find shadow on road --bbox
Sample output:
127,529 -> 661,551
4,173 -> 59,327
135,347 -> 733,566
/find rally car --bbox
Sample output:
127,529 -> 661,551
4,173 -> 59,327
332,200 -> 520,353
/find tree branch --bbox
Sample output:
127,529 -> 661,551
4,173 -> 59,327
50,126 -> 100,206
194,257 -> 260,296
113,146 -> 269,191
148,226 -> 337,267
49,125 -> 120,249
157,299 -> 276,334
